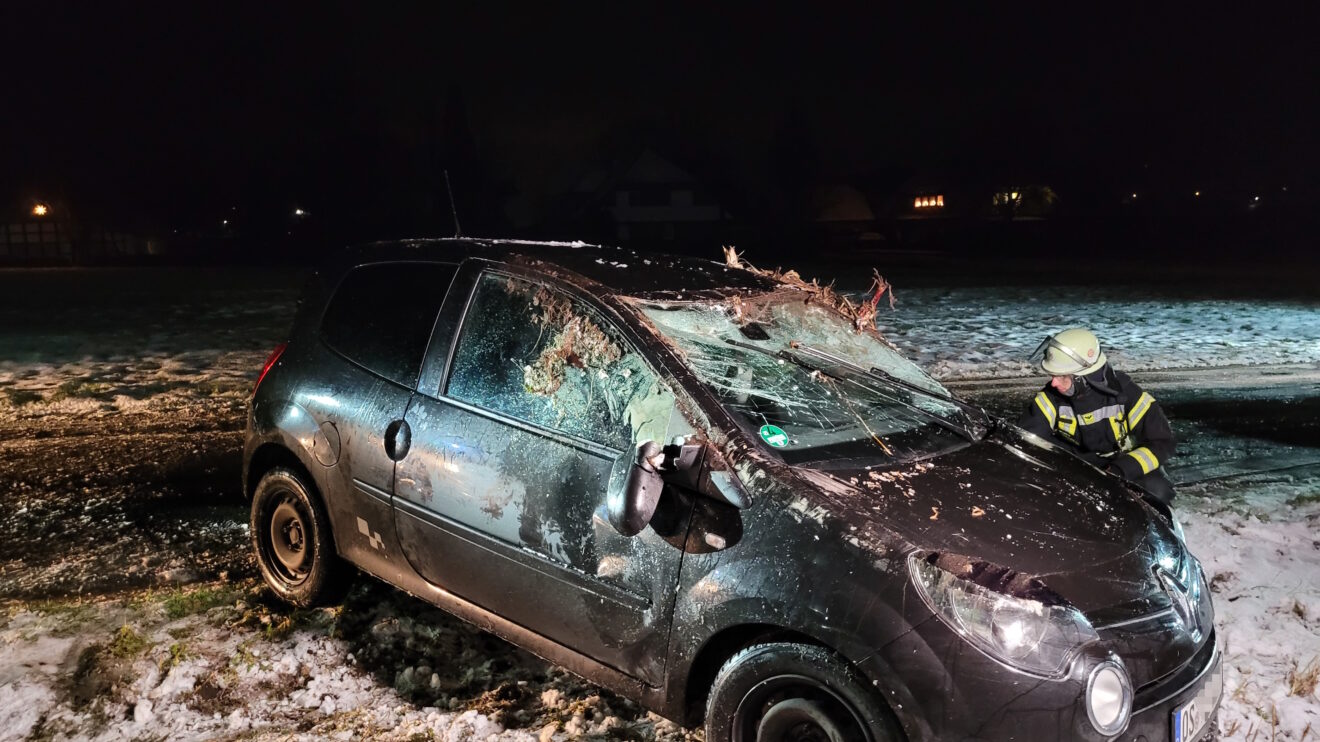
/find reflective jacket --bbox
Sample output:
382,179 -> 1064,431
1017,364 -> 1175,481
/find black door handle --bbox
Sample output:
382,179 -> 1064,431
384,419 -> 411,461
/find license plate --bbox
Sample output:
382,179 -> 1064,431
1172,660 -> 1223,742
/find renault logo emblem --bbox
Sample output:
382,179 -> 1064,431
1158,568 -> 1200,637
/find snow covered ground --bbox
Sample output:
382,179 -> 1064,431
1,266 -> 1318,740
874,284 -> 1320,380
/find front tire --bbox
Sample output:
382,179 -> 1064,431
705,642 -> 903,742
251,467 -> 348,606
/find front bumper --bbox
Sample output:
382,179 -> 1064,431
1119,631 -> 1222,742
862,615 -> 1221,741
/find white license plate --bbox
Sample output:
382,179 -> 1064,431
1171,660 -> 1223,742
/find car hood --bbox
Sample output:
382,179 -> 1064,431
790,424 -> 1174,615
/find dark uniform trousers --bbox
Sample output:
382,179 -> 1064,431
1018,365 -> 1177,505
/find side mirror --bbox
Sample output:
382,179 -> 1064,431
662,440 -> 750,509
607,441 -> 665,537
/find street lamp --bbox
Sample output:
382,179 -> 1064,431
32,203 -> 49,217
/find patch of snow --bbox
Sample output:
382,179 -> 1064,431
1180,475 -> 1320,740
871,286 -> 1320,380
0,680 -> 57,739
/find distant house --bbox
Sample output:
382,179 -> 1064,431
882,175 -> 1059,221
0,198 -> 155,265
1,199 -> 74,263
808,184 -> 883,248
986,184 -> 1059,220
531,147 -> 734,249
605,149 -> 731,245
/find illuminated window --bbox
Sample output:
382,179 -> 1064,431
914,195 -> 944,209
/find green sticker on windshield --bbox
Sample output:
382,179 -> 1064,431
759,424 -> 789,448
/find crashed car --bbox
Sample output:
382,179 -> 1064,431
244,239 -> 1221,741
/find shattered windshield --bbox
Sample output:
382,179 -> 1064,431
639,290 -> 969,466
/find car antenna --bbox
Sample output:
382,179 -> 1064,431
444,169 -> 462,237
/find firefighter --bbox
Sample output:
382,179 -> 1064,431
1018,328 -> 1177,504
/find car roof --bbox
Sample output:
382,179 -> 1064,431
331,237 -> 781,300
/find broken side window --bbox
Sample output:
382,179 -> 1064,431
447,273 -> 665,450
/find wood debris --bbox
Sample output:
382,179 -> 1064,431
721,245 -> 895,333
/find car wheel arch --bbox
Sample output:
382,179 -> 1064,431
681,623 -> 867,728
674,608 -> 926,740
246,442 -> 315,500
247,439 -> 359,564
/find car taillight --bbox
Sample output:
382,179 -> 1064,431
253,342 -> 288,398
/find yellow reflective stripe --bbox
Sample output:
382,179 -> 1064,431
1058,415 -> 1078,437
1126,446 -> 1159,475
1070,405 -> 1127,427
1034,392 -> 1057,427
1108,417 -> 1127,447
1127,392 -> 1156,428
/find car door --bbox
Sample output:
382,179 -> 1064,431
392,266 -> 691,685
305,261 -> 457,580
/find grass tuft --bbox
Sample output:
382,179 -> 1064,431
163,585 -> 242,620
160,641 -> 189,671
1286,492 -> 1320,507
109,624 -> 149,658
2,388 -> 43,406
48,380 -> 114,402
1288,657 -> 1320,697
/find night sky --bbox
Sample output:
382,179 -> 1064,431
3,4 -> 1315,243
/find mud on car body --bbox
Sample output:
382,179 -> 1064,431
243,239 -> 1221,741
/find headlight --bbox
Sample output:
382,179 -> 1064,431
908,552 -> 1098,678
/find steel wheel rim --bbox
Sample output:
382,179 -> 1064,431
264,493 -> 312,584
733,674 -> 870,742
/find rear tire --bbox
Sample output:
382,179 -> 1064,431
251,467 -> 349,606
705,642 -> 903,742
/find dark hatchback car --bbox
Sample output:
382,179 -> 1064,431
244,239 -> 1221,741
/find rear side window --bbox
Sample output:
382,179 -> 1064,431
320,262 -> 457,387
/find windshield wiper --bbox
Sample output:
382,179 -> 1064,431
722,338 -> 845,379
724,338 -> 978,442
790,343 -> 992,441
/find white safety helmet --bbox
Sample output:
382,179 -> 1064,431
1031,328 -> 1107,376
